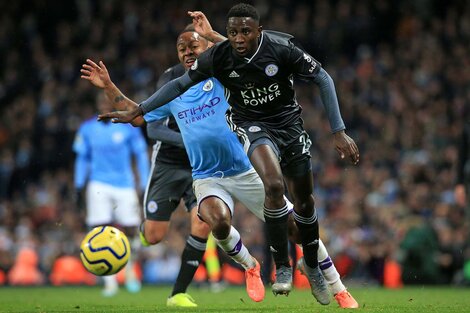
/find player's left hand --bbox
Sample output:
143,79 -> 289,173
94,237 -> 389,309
333,130 -> 360,165
188,11 -> 213,38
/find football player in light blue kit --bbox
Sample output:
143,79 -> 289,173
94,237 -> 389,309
73,93 -> 150,296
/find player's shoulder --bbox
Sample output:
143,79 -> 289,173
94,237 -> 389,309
263,30 -> 295,47
188,77 -> 223,95
209,40 -> 232,56
165,63 -> 185,76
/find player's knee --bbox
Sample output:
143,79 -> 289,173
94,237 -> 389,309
143,221 -> 168,245
263,178 -> 285,199
211,217 -> 231,239
294,195 -> 315,215
144,233 -> 163,245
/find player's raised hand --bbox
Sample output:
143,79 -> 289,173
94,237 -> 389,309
333,130 -> 360,165
188,11 -> 213,38
81,59 -> 112,89
98,106 -> 143,124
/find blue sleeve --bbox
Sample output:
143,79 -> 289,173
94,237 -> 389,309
143,105 -> 172,123
140,72 -> 198,114
313,68 -> 346,133
73,126 -> 90,189
130,128 -> 150,191
147,119 -> 185,148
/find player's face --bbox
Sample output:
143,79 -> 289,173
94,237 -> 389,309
176,31 -> 209,70
226,17 -> 262,57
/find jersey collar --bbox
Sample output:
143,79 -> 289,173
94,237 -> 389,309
243,31 -> 264,64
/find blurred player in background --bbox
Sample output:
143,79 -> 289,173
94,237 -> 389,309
73,93 -> 150,296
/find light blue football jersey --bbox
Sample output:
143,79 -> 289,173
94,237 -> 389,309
73,119 -> 149,189
144,78 -> 252,179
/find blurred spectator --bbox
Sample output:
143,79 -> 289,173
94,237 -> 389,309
7,247 -> 44,285
49,255 -> 96,286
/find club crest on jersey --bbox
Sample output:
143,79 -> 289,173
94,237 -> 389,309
202,79 -> 213,91
191,59 -> 198,70
265,64 -> 278,76
147,201 -> 158,213
248,126 -> 261,132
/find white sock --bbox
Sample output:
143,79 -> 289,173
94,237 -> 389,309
297,240 -> 346,295
215,226 -> 256,270
103,275 -> 118,289
317,240 -> 345,295
126,236 -> 139,281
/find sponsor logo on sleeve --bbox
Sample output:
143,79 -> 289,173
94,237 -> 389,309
147,201 -> 158,213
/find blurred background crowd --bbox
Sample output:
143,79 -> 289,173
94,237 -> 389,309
0,0 -> 469,287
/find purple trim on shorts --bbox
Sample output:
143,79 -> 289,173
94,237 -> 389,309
197,195 -> 233,222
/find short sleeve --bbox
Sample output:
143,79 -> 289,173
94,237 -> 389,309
144,105 -> 172,123
288,43 -> 322,81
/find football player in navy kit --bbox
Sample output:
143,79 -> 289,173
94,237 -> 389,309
98,4 -> 359,307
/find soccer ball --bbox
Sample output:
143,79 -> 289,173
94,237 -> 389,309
80,226 -> 131,276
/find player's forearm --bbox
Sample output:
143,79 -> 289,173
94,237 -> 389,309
314,68 -> 346,133
104,82 -> 138,112
203,30 -> 227,43
104,83 -> 144,126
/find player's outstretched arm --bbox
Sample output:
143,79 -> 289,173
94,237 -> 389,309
81,59 -> 144,126
188,11 -> 227,43
100,71 -> 199,123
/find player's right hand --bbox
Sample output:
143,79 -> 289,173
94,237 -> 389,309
188,11 -> 213,38
81,59 -> 112,89
98,106 -> 144,124
333,130 -> 360,165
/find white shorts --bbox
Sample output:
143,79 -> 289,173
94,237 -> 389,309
193,167 -> 294,221
86,181 -> 141,227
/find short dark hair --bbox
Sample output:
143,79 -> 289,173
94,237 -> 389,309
227,3 -> 259,22
181,24 -> 195,34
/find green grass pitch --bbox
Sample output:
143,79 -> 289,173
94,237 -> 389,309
0,285 -> 468,312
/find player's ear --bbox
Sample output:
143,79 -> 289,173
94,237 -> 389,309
257,26 -> 263,37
